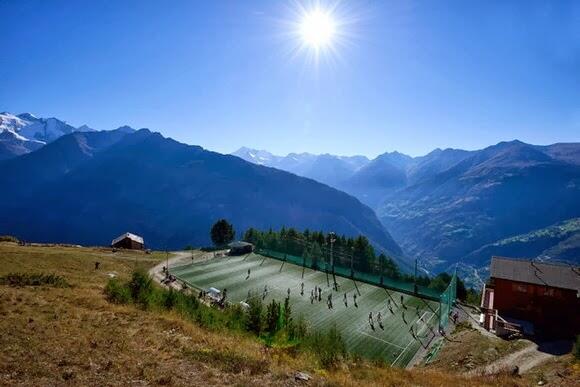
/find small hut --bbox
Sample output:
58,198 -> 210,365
111,232 -> 144,250
228,241 -> 254,255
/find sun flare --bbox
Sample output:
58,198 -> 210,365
300,9 -> 335,49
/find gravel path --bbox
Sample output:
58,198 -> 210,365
467,341 -> 563,376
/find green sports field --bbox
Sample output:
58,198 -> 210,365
170,252 -> 440,367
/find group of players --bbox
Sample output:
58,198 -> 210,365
245,267 -> 428,342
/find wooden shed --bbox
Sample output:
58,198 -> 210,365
111,232 -> 144,250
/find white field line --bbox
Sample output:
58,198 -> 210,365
358,331 -> 406,350
354,302 -> 436,360
391,305 -> 440,367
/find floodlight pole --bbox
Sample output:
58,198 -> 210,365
329,232 -> 336,271
350,247 -> 354,278
329,232 -> 337,290
413,258 -> 418,294
380,251 -> 384,286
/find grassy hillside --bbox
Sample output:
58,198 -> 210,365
463,218 -> 580,267
0,243 -> 544,386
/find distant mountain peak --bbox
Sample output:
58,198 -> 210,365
17,112 -> 38,121
114,125 -> 137,133
77,124 -> 96,132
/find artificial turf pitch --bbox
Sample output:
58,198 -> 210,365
170,252 -> 440,367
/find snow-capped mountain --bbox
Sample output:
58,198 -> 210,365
231,147 -> 369,188
231,147 -> 282,166
0,112 -> 95,160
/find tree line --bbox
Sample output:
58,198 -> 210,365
208,219 -> 479,303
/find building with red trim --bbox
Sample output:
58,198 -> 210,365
480,256 -> 579,338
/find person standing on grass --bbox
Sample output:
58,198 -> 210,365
94,261 -> 100,270
287,287 -> 291,297
343,293 -> 347,307
353,293 -> 358,308
246,268 -> 251,280
318,287 -> 322,301
300,282 -> 304,296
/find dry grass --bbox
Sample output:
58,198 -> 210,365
520,355 -> 580,387
423,322 -> 529,373
0,242 -> 535,386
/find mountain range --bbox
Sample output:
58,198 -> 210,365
0,112 -> 95,160
232,147 -> 369,188
0,119 -> 402,265
2,111 -> 578,283
234,142 -> 580,282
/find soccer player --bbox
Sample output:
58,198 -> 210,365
353,293 -> 358,308
246,268 -> 251,280
343,293 -> 348,307
300,282 -> 304,296
287,288 -> 291,297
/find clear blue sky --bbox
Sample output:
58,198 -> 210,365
1,0 -> 578,157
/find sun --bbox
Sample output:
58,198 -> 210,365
281,1 -> 357,69
300,9 -> 335,49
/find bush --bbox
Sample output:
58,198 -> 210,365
0,235 -> 19,243
129,269 -> 154,308
0,272 -> 69,287
245,297 -> 264,335
104,278 -> 131,304
162,288 -> 179,310
266,299 -> 280,336
575,335 -> 580,361
304,325 -> 347,369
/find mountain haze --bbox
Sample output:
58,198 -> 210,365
233,141 -> 580,279
232,147 -> 369,188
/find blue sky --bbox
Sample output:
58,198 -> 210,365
1,0 -> 578,157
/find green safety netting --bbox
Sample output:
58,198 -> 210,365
439,270 -> 457,329
255,247 -> 457,328
256,247 -> 442,301
253,235 -> 457,329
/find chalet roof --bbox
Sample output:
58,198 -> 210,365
228,241 -> 253,248
111,232 -> 144,246
490,256 -> 580,292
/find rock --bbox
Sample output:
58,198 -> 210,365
537,380 -> 545,386
295,371 -> 311,381
510,365 -> 520,376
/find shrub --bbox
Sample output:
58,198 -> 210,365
104,278 -> 131,304
129,269 -> 154,308
245,296 -> 264,335
575,335 -> 580,361
0,273 -> 69,287
162,288 -> 179,310
0,235 -> 19,243
266,299 -> 280,336
304,325 -> 347,369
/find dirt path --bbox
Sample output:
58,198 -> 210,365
149,250 -> 225,290
467,342 -> 555,376
149,250 -> 201,290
